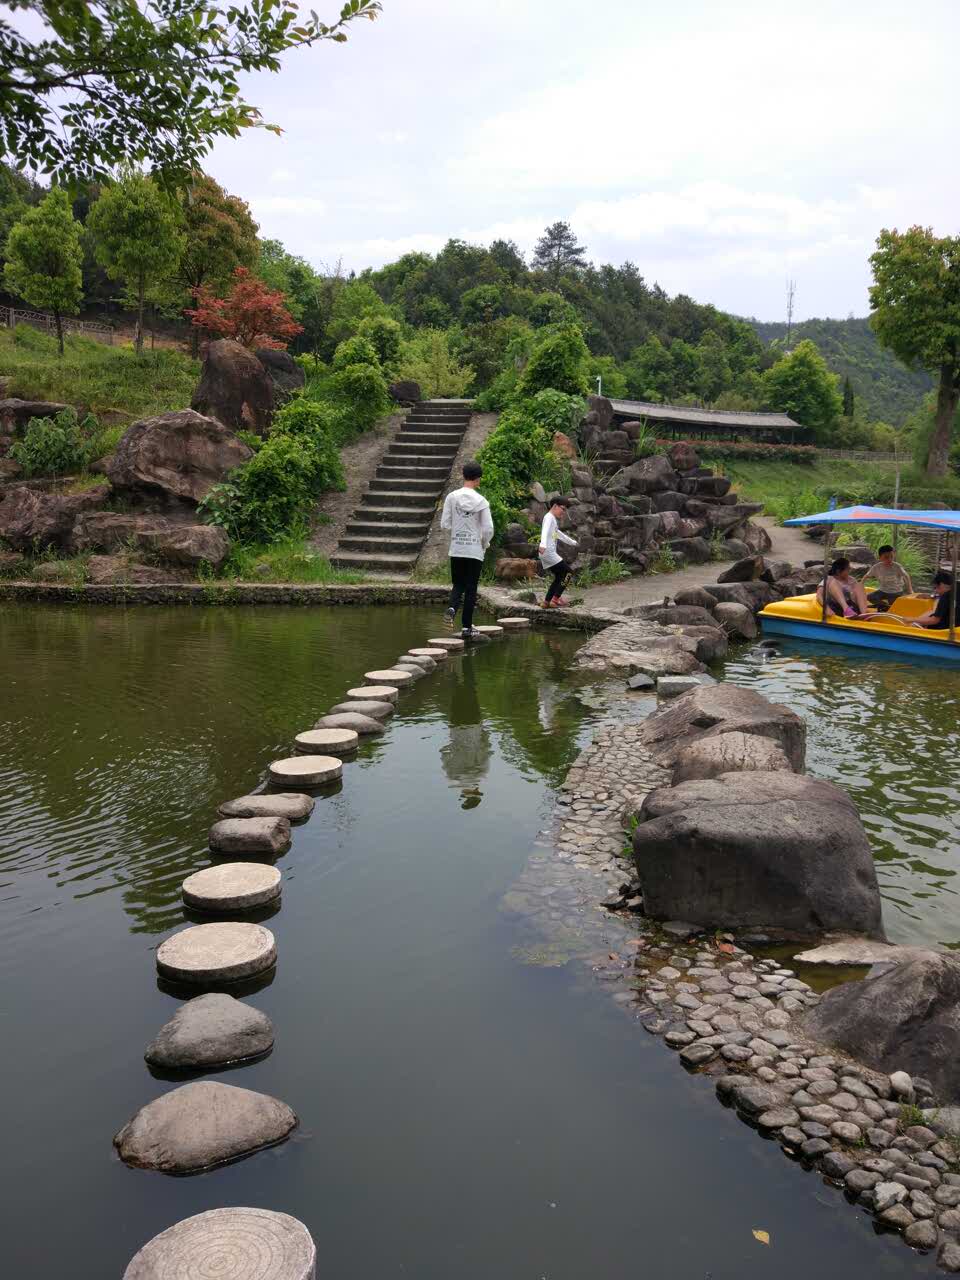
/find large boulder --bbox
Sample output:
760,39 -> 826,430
0,398 -> 70,434
674,586 -> 718,612
669,536 -> 711,563
388,380 -> 421,406
638,682 -> 806,771
694,474 -> 732,497
667,440 -> 699,472
586,394 -> 614,431
574,622 -> 705,678
87,555 -> 181,585
703,580 -> 774,610
739,521 -> 773,554
713,600 -> 758,639
73,511 -> 230,570
255,348 -> 304,401
717,555 -> 764,583
672,729 -> 794,783
670,624 -> 728,664
625,604 -> 717,629
607,454 -> 678,496
145,993 -> 274,1070
803,954 -> 960,1102
633,771 -> 885,939
0,482 -> 109,551
107,410 -> 252,505
191,339 -> 274,437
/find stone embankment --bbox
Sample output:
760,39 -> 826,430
553,674 -> 960,1270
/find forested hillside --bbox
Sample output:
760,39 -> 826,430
748,316 -> 931,426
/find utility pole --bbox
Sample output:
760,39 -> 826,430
785,278 -> 796,348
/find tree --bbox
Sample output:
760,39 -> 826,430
842,375 -> 855,418
187,266 -> 303,349
357,313 -> 401,367
0,162 -> 43,270
0,0 -> 382,183
531,221 -> 588,285
516,324 -> 589,399
3,188 -> 83,355
869,227 -> 960,476
395,329 -> 474,398
87,170 -> 184,354
760,339 -> 843,442
177,173 -> 259,350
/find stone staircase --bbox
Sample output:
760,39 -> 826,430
330,400 -> 473,574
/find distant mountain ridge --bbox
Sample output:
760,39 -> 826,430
746,316 -> 931,426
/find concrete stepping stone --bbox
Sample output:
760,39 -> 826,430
182,863 -> 281,913
268,755 -> 342,788
315,711 -> 384,735
218,793 -> 314,822
294,727 -> 358,756
113,1080 -> 296,1174
124,1207 -> 315,1280
473,624 -> 504,636
346,684 -> 398,703
329,699 -> 394,721
365,667 -> 415,686
408,646 -> 448,661
497,617 -> 531,629
156,922 -> 277,985
209,816 -> 291,856
399,653 -> 436,671
144,993 -> 274,1069
426,637 -> 465,650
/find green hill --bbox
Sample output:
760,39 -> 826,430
747,316 -> 931,426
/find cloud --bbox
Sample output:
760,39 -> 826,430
269,167 -> 296,183
248,196 -> 327,217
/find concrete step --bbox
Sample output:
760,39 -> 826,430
360,488 -> 438,508
338,532 -> 424,553
388,441 -> 459,456
354,505 -> 433,524
369,476 -> 444,493
377,464 -> 449,480
404,414 -> 471,425
345,518 -> 430,539
400,423 -> 466,435
331,550 -> 418,573
399,431 -> 465,446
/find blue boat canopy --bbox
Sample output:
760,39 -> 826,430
784,505 -> 960,533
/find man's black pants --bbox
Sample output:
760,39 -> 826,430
545,562 -> 571,603
449,556 -> 483,629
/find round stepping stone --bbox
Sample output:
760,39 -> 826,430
114,1080 -> 296,1174
156,922 -> 277,985
408,646 -> 448,661
473,624 -> 504,636
182,863 -> 281,913
365,668 -> 414,686
497,617 -> 531,629
218,793 -> 314,822
426,636 -> 465,650
294,726 -> 358,756
315,711 -> 384,735
399,653 -> 436,671
329,700 -> 394,721
209,816 -> 291,856
124,1207 -> 316,1280
268,755 -> 342,788
346,685 -> 398,703
144,993 -> 274,1069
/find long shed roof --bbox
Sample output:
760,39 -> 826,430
609,399 -> 800,431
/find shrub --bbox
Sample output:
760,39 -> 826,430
357,314 -> 402,368
331,335 -> 380,371
327,362 -> 391,439
9,408 -> 100,475
698,441 -> 819,464
516,324 -> 589,398
394,328 -> 474,398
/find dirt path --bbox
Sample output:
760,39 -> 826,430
308,413 -> 403,559
576,516 -> 815,611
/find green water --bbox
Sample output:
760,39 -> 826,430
0,605 -> 933,1279
724,640 -> 960,949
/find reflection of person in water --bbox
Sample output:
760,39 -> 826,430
439,658 -> 491,808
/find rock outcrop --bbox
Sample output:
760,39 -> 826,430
672,729 -> 794,783
191,339 -> 274,437
638,683 -> 806,771
108,409 -> 252,505
73,511 -> 230,569
255,347 -> 304,401
0,483 -> 109,551
803,953 -> 960,1102
633,770 -> 885,939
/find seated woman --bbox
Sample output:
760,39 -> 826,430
816,557 -> 877,619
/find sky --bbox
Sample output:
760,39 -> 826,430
202,0 -> 958,322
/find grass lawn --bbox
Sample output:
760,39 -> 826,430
0,325 -> 198,420
703,456 -> 901,522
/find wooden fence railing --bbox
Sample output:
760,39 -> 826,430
3,307 -> 114,344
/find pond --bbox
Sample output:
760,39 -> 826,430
724,640 -> 960,950
0,604 -> 932,1279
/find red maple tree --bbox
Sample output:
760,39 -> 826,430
186,267 -> 303,349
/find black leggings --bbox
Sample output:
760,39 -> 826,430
545,562 -> 571,603
449,556 -> 483,629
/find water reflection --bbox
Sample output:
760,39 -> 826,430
725,640 -> 960,947
440,655 -> 491,806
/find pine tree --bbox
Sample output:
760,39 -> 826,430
842,375 -> 855,417
531,221 -> 587,286
3,188 -> 83,355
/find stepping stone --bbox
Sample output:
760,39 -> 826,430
426,637 -> 465,650
399,653 -> 436,671
473,625 -> 504,636
182,863 -> 281,913
218,793 -> 314,822
294,727 -> 358,756
497,617 -> 531,629
268,755 -> 342,788
315,712 -> 384,735
346,685 -> 398,703
408,646 -> 448,661
156,922 -> 277,985
329,700 -> 394,721
144,992 -> 274,1069
113,1080 -> 296,1174
124,1207 -> 315,1280
390,661 -> 426,679
365,668 -> 415,686
209,816 -> 291,856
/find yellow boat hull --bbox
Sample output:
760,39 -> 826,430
759,594 -> 960,662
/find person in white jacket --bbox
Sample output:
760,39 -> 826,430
440,460 -> 494,638
539,495 -> 578,607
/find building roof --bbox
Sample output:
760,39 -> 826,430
609,399 -> 801,432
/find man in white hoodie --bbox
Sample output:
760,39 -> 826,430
440,460 -> 494,638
